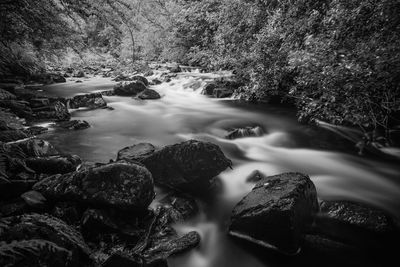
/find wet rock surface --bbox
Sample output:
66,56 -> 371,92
114,81 -> 147,96
229,172 -> 319,255
137,88 -> 161,100
33,161 -> 155,210
117,143 -> 157,162
68,93 -> 107,109
25,154 -> 82,174
0,213 -> 92,267
55,120 -> 90,130
142,140 -> 232,191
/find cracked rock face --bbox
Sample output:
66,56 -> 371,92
33,162 -> 155,211
142,139 -> 232,191
229,172 -> 319,255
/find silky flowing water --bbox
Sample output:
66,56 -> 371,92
41,71 -> 400,267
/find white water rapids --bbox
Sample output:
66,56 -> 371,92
41,70 -> 400,267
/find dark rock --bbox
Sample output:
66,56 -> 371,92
80,208 -> 150,240
73,70 -> 85,78
21,126 -> 45,136
20,190 -> 47,207
159,193 -> 198,221
117,143 -> 157,162
114,81 -> 147,96
23,126 -> 48,136
229,172 -> 319,255
201,83 -> 217,96
0,180 -> 38,200
10,138 -> 59,157
169,64 -> 181,73
0,82 -> 24,93
56,120 -> 90,130
137,89 -> 161,100
312,200 -> 400,248
52,201 -> 82,225
142,140 -> 232,191
213,88 -> 234,98
52,74 -> 66,83
33,161 -> 155,210
0,88 -> 17,100
132,75 -> 149,86
101,90 -> 115,96
34,101 -> 70,121
0,213 -> 92,266
150,79 -> 162,85
225,126 -> 264,139
0,198 -> 28,217
143,231 -> 200,264
245,170 -> 267,183
0,100 -> 33,119
144,70 -> 155,77
25,154 -> 81,174
75,80 -> 83,83
0,129 -> 28,142
0,109 -> 25,130
68,93 -> 107,109
29,98 -> 50,108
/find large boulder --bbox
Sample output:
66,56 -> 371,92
137,89 -> 161,100
114,81 -> 147,96
25,154 -> 82,175
142,140 -> 232,191
117,143 -> 157,162
0,213 -> 92,267
33,162 -> 155,210
68,93 -> 107,109
229,172 -> 319,255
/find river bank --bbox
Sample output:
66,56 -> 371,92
1,65 -> 400,267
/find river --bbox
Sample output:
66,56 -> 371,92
41,70 -> 400,267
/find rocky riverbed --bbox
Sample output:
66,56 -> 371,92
1,65 -> 399,267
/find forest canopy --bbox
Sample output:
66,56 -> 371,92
1,0 -> 399,138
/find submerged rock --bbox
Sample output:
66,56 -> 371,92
114,81 -> 147,96
225,126 -> 264,139
137,89 -> 161,100
102,251 -> 167,267
142,140 -> 232,191
25,154 -> 82,174
117,143 -> 157,162
229,172 -> 319,255
68,93 -> 107,109
0,213 -> 92,267
33,161 -> 155,210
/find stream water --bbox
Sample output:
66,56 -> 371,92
41,71 -> 400,267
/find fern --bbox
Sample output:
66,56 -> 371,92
0,239 -> 71,267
